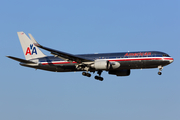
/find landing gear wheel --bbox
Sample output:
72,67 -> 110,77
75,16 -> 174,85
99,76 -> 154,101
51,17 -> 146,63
86,73 -> 91,77
82,72 -> 91,77
158,72 -> 162,75
94,70 -> 104,81
82,72 -> 87,76
94,76 -> 104,81
94,76 -> 99,80
99,77 -> 103,81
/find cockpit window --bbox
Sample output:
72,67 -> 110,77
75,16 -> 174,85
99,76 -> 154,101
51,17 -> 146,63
163,54 -> 170,57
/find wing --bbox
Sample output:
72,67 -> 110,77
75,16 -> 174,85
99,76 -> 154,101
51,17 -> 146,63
29,33 -> 93,62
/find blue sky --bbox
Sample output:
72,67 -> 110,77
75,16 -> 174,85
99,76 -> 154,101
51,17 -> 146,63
0,0 -> 180,120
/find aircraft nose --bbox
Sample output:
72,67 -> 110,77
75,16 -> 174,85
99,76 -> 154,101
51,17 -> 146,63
169,57 -> 174,63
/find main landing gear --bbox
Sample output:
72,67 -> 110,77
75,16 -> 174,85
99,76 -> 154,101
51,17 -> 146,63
82,70 -> 104,81
94,70 -> 103,81
158,66 -> 163,75
82,72 -> 91,77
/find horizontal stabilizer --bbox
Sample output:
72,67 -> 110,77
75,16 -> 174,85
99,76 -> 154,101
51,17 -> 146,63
6,56 -> 36,64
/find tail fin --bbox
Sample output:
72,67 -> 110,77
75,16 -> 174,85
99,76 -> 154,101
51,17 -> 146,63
17,32 -> 46,60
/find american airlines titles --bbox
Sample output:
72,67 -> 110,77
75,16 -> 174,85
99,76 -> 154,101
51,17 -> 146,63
124,52 -> 151,57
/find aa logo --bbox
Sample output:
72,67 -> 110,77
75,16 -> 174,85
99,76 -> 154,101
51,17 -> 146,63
25,44 -> 37,55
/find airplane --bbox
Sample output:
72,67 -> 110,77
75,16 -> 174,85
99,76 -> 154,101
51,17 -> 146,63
7,32 -> 174,81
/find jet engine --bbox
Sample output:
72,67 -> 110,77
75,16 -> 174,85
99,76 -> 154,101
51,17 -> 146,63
91,60 -> 120,70
108,69 -> 130,76
91,60 -> 110,70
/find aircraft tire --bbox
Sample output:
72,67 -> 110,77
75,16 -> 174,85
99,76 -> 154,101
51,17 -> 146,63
95,76 -> 103,81
95,76 -> 99,80
86,73 -> 91,77
82,72 -> 87,76
158,72 -> 162,75
99,77 -> 103,81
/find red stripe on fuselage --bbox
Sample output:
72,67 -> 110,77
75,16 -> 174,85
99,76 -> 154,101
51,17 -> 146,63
163,58 -> 174,61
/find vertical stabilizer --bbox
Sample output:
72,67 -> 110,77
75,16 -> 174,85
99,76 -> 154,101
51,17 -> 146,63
17,32 -> 46,60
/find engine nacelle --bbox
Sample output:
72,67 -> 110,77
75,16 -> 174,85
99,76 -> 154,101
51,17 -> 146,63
110,62 -> 120,69
108,69 -> 130,76
91,60 -> 110,70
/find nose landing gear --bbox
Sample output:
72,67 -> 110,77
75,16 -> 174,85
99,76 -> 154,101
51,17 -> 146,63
158,66 -> 163,75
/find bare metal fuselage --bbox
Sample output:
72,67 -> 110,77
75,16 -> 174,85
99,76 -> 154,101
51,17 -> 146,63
20,51 -> 173,72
